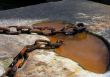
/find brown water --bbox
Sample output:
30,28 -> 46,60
50,32 -> 109,73
33,21 -> 109,73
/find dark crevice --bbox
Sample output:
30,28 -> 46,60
89,0 -> 110,5
0,0 -> 62,10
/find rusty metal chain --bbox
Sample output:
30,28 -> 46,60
1,40 -> 63,77
0,23 -> 86,35
0,23 -> 86,77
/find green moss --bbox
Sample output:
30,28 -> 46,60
1,58 -> 12,69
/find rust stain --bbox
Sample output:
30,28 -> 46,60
54,32 -> 109,73
32,20 -> 66,32
16,59 -> 23,68
33,21 -> 109,73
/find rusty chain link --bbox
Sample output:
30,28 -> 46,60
0,23 -> 86,77
0,23 -> 86,35
1,39 -> 63,77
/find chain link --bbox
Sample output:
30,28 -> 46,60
0,27 -> 10,34
0,23 -> 86,77
1,39 -> 63,77
0,23 -> 86,35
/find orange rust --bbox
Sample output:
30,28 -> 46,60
20,47 -> 27,55
16,59 -> 23,68
32,21 -> 109,73
32,21 -> 66,31
53,32 -> 109,73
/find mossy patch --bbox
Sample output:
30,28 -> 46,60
0,58 -> 12,69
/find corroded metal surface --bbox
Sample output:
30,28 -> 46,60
32,21 -> 110,73
0,21 -> 110,77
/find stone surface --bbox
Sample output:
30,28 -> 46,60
0,0 -> 110,77
0,20 -> 109,77
0,0 -> 110,23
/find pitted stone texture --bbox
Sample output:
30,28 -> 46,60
0,34 -> 48,57
17,50 -> 103,77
